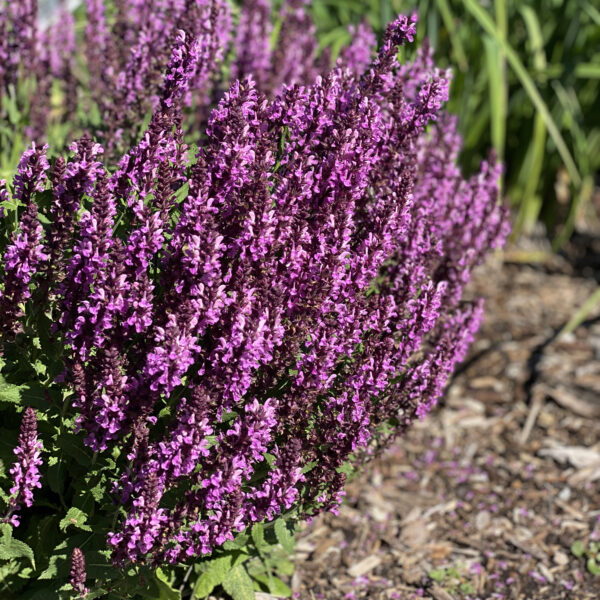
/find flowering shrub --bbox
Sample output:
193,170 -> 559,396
0,1 -> 509,598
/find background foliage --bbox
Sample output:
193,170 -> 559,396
306,0 -> 600,245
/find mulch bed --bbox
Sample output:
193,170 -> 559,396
291,236 -> 600,600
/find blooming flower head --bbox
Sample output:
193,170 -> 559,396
7,407 -> 43,525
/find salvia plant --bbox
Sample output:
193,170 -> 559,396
0,1 -> 509,598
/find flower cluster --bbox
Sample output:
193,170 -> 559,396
0,144 -> 50,334
70,547 -> 88,597
3,408 -> 43,527
0,2 -> 509,569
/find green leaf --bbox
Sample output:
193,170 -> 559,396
0,379 -> 23,406
252,573 -> 292,597
0,524 -> 35,568
301,460 -> 317,475
274,519 -> 295,555
59,507 -> 92,533
251,523 -> 265,550
37,535 -> 102,580
222,565 -> 255,600
559,287 -> 600,337
429,568 -> 447,582
46,455 -> 66,496
571,540 -> 586,558
18,581 -> 62,600
483,35 -> 507,160
434,0 -> 468,71
136,571 -> 182,600
173,182 -> 190,205
139,109 -> 154,137
81,589 -> 109,600
154,577 -> 182,600
336,462 -> 354,476
55,433 -> 93,467
193,555 -> 234,599
587,557 -> 600,576
223,533 -> 250,551
270,557 -> 294,577
575,62 -> 600,79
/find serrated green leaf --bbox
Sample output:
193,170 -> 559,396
301,460 -> 317,475
18,581 -> 62,600
55,433 -> 92,467
38,535 -> 100,580
155,578 -> 182,600
46,455 -> 66,496
222,565 -> 255,600
0,531 -> 36,568
193,555 -> 234,598
136,571 -> 182,600
85,589 -> 109,600
0,379 -> 23,405
336,462 -> 354,476
59,507 -> 92,533
31,515 -> 60,568
274,519 -> 295,555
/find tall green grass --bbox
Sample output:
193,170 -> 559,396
310,0 -> 600,246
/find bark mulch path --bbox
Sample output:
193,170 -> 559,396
291,242 -> 600,600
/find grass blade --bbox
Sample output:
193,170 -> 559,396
575,62 -> 600,79
434,0 -> 468,71
483,35 -> 506,160
513,112 -> 546,236
582,0 -> 600,26
461,0 -> 582,188
559,287 -> 600,337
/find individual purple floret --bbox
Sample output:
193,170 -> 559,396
4,408 -> 43,527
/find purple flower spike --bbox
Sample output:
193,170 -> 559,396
5,407 -> 43,526
232,0 -> 273,90
341,21 -> 377,76
70,548 -> 88,597
0,144 -> 50,334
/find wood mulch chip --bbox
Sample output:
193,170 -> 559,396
291,234 -> 600,600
